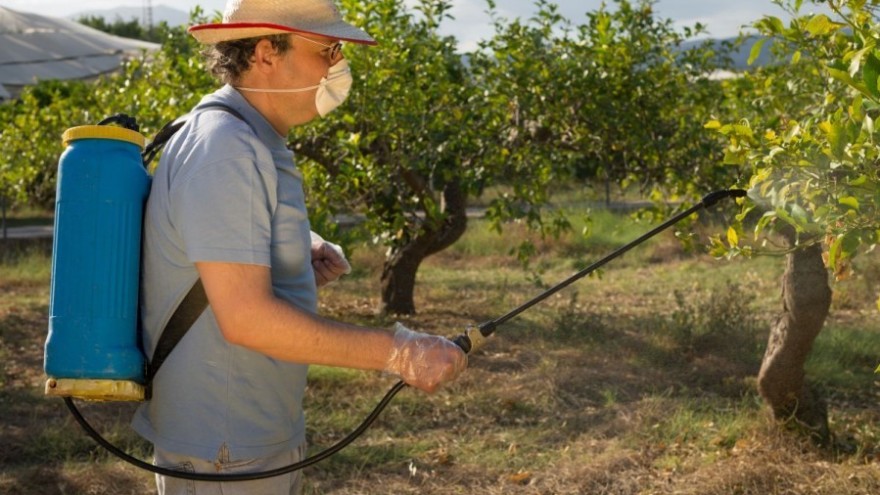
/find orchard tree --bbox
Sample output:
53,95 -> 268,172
293,0 -> 572,314
568,0 -> 734,198
1,80 -> 93,207
462,0 -> 745,280
712,0 -> 880,441
469,0 -> 736,214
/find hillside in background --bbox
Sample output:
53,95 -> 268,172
68,4 -> 192,26
682,35 -> 781,70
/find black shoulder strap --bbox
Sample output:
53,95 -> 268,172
141,102 -> 249,167
142,103 -> 251,399
144,279 -> 207,398
141,118 -> 186,167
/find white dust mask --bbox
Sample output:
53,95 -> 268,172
235,59 -> 353,117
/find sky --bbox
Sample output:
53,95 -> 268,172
4,1 -> 830,51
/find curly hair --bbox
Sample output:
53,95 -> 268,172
203,34 -> 292,85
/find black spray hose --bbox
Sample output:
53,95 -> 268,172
65,188 -> 745,481
64,381 -> 408,482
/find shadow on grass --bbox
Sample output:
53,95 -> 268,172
1,462 -> 150,495
0,383 -> 152,494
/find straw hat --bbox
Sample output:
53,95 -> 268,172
189,0 -> 376,45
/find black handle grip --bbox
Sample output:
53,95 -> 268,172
98,113 -> 140,131
451,334 -> 472,353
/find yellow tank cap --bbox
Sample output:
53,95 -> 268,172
62,125 -> 146,150
45,377 -> 145,402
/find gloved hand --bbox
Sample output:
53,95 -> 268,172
385,323 -> 468,393
310,232 -> 352,287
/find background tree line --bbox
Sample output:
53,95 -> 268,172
76,14 -> 165,43
0,0 -> 877,441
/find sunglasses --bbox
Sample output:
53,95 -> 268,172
293,34 -> 343,61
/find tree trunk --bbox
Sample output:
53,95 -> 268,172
379,179 -> 468,315
380,240 -> 427,315
757,232 -> 831,443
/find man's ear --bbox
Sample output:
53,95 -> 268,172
251,38 -> 281,74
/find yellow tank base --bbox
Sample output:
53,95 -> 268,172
45,378 -> 145,402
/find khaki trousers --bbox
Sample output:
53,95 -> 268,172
154,443 -> 305,495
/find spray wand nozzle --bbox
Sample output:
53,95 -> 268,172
451,188 -> 746,354
701,188 -> 746,207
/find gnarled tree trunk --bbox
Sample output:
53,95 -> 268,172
757,232 -> 831,443
379,179 -> 468,315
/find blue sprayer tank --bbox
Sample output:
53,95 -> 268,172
44,123 -> 150,401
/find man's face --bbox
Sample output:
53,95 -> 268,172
270,33 -> 344,124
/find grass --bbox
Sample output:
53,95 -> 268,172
1,209 -> 878,494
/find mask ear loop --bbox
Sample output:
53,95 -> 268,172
235,61 -> 351,94
236,84 -> 321,93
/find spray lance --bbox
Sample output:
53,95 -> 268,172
62,188 -> 746,481
453,188 -> 748,353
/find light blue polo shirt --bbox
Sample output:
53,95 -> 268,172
132,85 -> 317,460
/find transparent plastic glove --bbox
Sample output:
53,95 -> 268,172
310,232 -> 352,287
385,323 -> 468,393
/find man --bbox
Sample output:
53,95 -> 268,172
132,1 -> 468,493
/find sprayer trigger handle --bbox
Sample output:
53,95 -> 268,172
451,326 -> 491,355
451,334 -> 472,353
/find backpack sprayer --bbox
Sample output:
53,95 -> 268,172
44,115 -> 150,401
42,114 -> 746,481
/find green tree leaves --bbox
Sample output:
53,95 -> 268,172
713,0 -> 880,278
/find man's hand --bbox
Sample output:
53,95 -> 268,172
310,232 -> 352,287
384,323 -> 468,393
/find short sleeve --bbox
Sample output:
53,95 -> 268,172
171,155 -> 275,266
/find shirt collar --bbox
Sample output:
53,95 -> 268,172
196,85 -> 288,151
